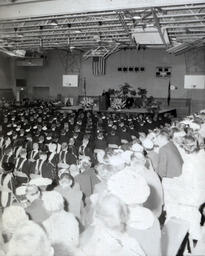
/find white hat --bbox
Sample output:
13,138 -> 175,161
173,131 -> 186,138
29,177 -> 52,187
57,162 -> 70,169
107,170 -> 150,205
127,206 -> 155,230
42,191 -> 64,212
142,138 -> 154,150
2,206 -> 29,234
131,143 -> 143,152
189,122 -> 200,131
42,126 -> 47,131
121,150 -> 133,164
107,154 -> 126,167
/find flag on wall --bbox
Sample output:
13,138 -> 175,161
92,57 -> 106,76
167,80 -> 171,106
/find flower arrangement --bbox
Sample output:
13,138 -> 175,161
103,83 -> 160,112
111,97 -> 126,110
80,97 -> 94,108
120,83 -> 137,96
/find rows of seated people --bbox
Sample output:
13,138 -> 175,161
0,101 -> 205,256
0,103 -> 172,184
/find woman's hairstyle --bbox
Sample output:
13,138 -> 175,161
59,173 -> 74,188
159,128 -> 170,140
2,206 -> 29,235
169,127 -> 180,139
42,191 -> 64,212
6,221 -> 54,256
181,135 -> 200,153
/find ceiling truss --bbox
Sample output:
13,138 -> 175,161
0,1 -> 204,55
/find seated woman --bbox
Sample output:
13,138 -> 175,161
6,221 -> 54,256
1,205 -> 29,252
42,191 -> 80,254
79,194 -> 146,256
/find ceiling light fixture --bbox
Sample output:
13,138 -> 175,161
74,30 -> 81,33
133,15 -> 141,20
50,19 -> 58,26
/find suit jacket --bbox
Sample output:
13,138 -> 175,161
157,141 -> 183,178
75,168 -> 100,198
78,143 -> 94,162
58,150 -> 77,165
94,139 -> 107,150
27,150 -> 39,161
31,159 -> 56,181
14,157 -> 31,185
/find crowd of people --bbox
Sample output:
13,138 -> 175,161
0,99 -> 205,256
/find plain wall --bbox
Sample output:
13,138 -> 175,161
16,48 -> 187,101
14,47 -> 205,107
81,48 -> 187,98
0,55 -> 15,89
20,51 -> 83,103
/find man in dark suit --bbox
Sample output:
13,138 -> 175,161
78,135 -> 94,162
31,152 -> 56,181
59,141 -> 77,165
94,133 -> 107,151
156,129 -> 183,179
14,148 -> 31,186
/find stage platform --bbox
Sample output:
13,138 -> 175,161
60,106 -> 177,116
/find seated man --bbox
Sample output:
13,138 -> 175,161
31,151 -> 56,181
94,133 -> 107,151
106,130 -> 121,148
14,148 -> 30,186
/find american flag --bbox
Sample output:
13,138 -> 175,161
92,57 -> 106,76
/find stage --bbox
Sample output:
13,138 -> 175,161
60,106 -> 177,116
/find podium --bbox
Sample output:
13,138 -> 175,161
99,96 -> 107,110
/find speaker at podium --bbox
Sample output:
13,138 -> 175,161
99,95 -> 108,110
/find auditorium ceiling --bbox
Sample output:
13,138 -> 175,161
0,0 -> 205,56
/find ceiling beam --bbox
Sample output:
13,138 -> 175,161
0,0 -> 204,20
151,8 -> 168,47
